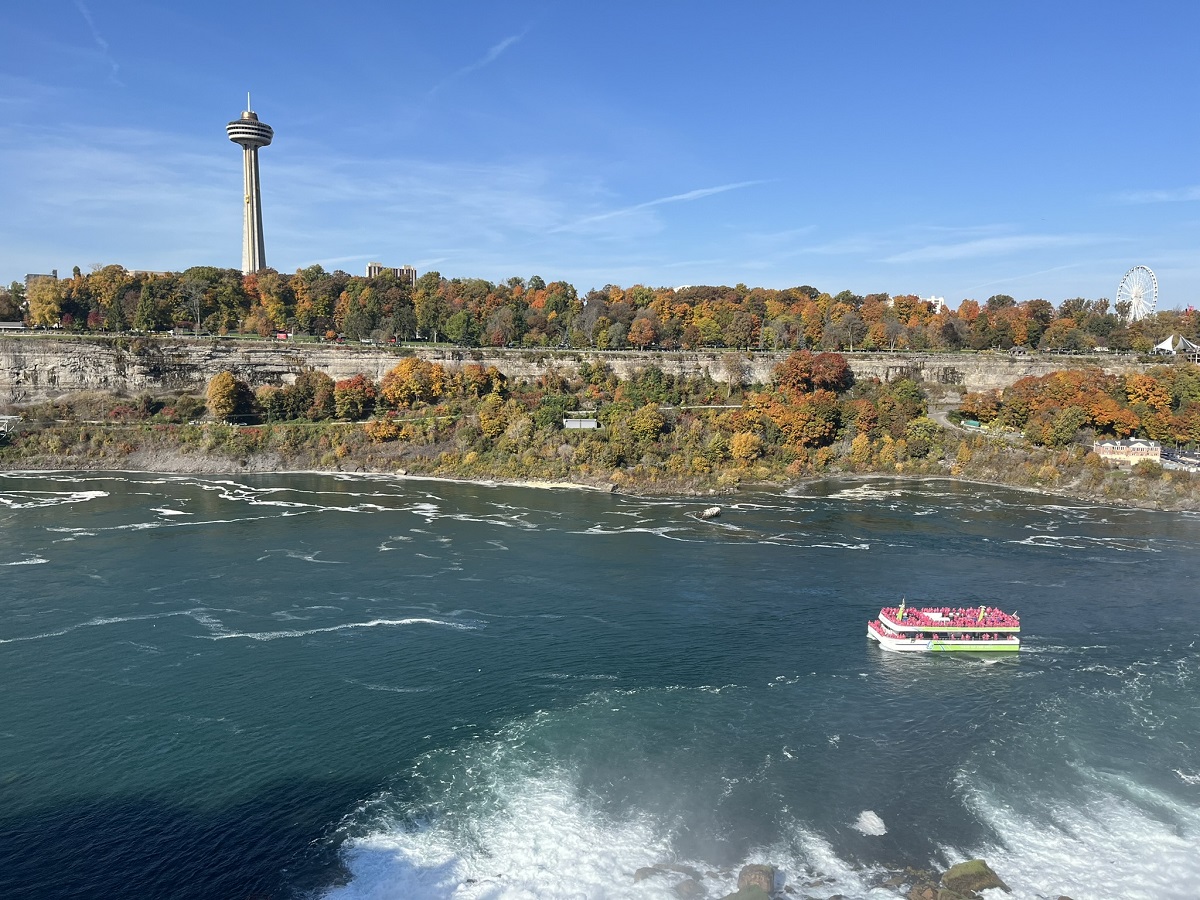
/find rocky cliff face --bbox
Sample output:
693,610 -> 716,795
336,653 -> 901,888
0,336 -> 1153,403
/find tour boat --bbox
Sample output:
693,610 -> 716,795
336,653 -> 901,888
867,603 -> 1020,653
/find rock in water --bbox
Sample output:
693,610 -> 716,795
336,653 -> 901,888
719,888 -> 770,900
941,859 -> 1010,896
737,864 -> 775,893
698,506 -> 722,519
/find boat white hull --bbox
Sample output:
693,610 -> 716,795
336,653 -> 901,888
867,623 -> 1019,653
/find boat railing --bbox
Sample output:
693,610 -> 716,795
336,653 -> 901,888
873,619 -> 1019,643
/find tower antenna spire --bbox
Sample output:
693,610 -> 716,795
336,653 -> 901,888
247,91 -> 252,112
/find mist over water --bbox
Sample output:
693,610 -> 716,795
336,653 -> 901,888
1,471 -> 1197,899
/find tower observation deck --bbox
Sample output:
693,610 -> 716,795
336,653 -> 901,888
226,99 -> 273,274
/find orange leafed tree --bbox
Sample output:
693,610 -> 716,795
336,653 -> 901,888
766,389 -> 841,449
1124,373 -> 1172,414
773,350 -> 851,396
334,374 -> 377,420
628,316 -> 657,349
960,390 -> 1002,423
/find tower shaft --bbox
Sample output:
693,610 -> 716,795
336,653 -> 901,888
241,145 -> 266,273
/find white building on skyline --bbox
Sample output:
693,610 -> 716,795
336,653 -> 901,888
366,263 -> 417,285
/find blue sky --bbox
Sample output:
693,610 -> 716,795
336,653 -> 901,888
3,1 -> 1199,309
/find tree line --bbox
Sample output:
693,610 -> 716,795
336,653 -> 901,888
959,364 -> 1200,449
3,265 -> 1198,354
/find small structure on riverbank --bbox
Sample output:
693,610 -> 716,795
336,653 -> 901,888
1093,437 -> 1161,465
563,412 -> 600,430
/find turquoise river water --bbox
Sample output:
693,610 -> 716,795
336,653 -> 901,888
0,471 -> 1197,899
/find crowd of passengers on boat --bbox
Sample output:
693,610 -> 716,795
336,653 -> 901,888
881,604 -> 1020,629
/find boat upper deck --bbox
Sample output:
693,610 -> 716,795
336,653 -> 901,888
879,605 -> 1020,633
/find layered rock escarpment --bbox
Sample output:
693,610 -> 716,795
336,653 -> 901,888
0,335 -> 1151,404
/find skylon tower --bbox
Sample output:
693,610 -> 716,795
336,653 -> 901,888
226,95 -> 273,274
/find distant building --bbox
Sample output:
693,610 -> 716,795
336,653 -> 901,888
1093,438 -> 1161,465
366,262 -> 417,285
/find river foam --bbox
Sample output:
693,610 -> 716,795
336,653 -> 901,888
205,616 -> 481,641
324,753 -> 1200,900
957,770 -> 1200,900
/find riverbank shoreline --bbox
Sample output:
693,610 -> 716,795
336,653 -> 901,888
2,448 -> 1190,513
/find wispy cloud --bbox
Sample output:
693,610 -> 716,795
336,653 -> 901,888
797,234 -> 887,256
954,263 -> 1088,297
884,232 -> 1102,264
74,0 -> 121,86
428,30 -> 529,96
309,254 -> 375,269
1114,185 -> 1200,204
551,181 -> 765,233
0,123 -> 233,273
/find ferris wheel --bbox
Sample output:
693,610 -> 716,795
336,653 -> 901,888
1116,265 -> 1158,321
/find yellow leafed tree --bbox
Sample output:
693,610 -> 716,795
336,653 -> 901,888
26,278 -> 65,327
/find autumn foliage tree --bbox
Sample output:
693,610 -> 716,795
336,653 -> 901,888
730,431 -> 763,462
26,277 -> 65,327
460,364 -> 507,399
380,358 -> 450,408
334,374 -> 377,420
773,350 -> 852,396
960,390 -> 1002,423
629,403 -> 666,442
628,315 -> 657,349
205,371 -> 255,422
